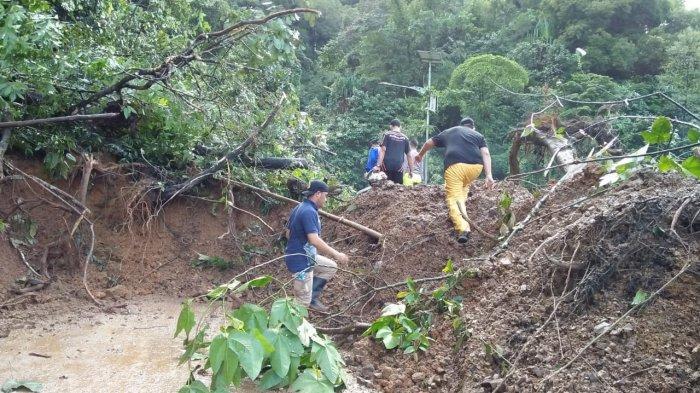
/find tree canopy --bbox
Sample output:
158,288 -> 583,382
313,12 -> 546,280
1,0 -> 698,189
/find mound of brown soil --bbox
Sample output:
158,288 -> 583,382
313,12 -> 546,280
2,155 -> 698,393
323,169 -> 699,393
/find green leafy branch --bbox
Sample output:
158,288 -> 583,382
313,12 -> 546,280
600,116 -> 700,185
362,260 -> 474,356
175,277 -> 346,393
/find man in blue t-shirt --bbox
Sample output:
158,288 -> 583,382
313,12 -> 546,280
284,180 -> 349,312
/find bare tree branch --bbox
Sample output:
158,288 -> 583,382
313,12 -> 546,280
160,93 -> 287,203
0,113 -> 119,129
506,142 -> 700,180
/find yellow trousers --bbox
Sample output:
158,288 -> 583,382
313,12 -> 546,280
444,163 -> 483,232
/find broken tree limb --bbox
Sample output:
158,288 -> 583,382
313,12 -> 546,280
230,180 -> 384,241
528,127 -> 584,177
316,322 -> 371,334
455,201 -> 498,241
0,113 -> 119,129
507,141 -> 700,180
241,157 -> 309,170
5,161 -> 102,307
493,174 -> 570,257
508,129 -> 522,176
78,153 -> 96,205
160,93 -> 286,203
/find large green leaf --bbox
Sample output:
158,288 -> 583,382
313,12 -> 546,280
220,347 -> 241,386
311,341 -> 344,384
174,300 -> 195,338
233,276 -> 273,294
266,329 -> 292,378
296,318 -> 318,347
232,304 -> 268,332
258,369 -> 287,391
280,328 -> 305,356
228,332 -> 264,380
208,334 -> 227,374
252,328 -> 275,354
688,128 -> 699,143
290,369 -> 335,393
287,356 -> 301,384
631,290 -> 649,306
681,156 -> 700,178
382,331 -> 402,349
177,380 -> 209,393
657,155 -> 682,173
374,326 -> 392,339
206,280 -> 240,300
641,117 -> 672,145
270,298 -> 302,334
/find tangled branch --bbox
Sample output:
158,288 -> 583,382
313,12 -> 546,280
67,8 -> 319,114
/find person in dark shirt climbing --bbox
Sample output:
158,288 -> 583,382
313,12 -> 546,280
284,180 -> 349,312
373,119 -> 413,184
415,117 -> 495,244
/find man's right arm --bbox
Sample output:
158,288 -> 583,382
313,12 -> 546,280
307,233 -> 349,263
416,138 -> 435,163
480,146 -> 495,188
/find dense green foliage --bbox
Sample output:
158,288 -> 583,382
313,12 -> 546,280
2,0 -> 699,191
175,277 -> 346,392
297,0 -> 700,187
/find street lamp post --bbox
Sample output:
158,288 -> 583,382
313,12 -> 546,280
417,50 -> 444,183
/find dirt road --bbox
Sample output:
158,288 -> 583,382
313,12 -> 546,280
0,296 -> 373,393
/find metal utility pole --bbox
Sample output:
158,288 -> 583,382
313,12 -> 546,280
417,50 -> 444,183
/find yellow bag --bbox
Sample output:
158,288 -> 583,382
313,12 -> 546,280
402,172 -> 422,186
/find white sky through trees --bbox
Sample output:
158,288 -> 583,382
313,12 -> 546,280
686,0 -> 700,10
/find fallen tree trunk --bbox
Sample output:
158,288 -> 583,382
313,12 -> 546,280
241,157 -> 309,169
528,128 -> 584,178
0,113 -> 119,129
0,127 -> 10,178
231,180 -> 384,241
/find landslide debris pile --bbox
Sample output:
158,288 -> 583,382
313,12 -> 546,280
324,169 -> 699,393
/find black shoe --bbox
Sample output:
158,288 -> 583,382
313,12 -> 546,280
309,300 -> 329,312
457,231 -> 471,244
